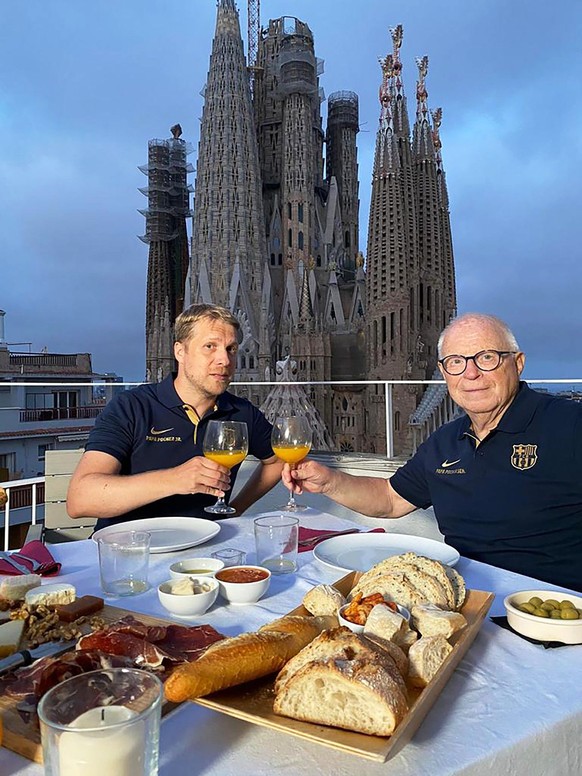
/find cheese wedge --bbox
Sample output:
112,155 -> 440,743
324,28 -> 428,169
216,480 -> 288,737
0,618 -> 26,658
0,574 -> 43,603
25,582 -> 76,607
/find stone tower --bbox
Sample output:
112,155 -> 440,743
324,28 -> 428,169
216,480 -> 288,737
187,0 -> 269,380
140,125 -> 192,382
365,27 -> 456,453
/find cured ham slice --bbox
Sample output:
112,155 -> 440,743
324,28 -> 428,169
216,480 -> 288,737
76,616 -> 224,667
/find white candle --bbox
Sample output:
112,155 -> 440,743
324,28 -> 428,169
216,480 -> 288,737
58,705 -> 145,776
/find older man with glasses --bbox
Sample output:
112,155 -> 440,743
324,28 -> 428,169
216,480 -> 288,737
283,313 -> 582,591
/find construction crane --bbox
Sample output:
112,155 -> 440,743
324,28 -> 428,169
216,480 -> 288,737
247,0 -> 261,95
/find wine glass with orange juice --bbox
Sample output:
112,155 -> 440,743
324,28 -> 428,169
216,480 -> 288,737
271,415 -> 312,511
203,420 -> 248,514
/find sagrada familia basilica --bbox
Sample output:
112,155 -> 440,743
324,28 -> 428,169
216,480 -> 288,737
140,1 -> 457,455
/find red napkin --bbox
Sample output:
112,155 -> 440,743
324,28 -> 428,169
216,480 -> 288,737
0,540 -> 61,576
298,526 -> 385,553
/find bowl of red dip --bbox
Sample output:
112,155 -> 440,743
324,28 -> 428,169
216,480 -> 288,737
215,565 -> 271,605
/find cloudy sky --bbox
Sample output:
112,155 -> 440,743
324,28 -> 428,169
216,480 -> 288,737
1,0 -> 580,383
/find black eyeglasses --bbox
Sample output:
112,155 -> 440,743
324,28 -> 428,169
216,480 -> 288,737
439,349 -> 518,376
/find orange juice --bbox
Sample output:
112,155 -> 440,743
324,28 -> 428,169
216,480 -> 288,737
272,444 -> 311,464
204,450 -> 247,469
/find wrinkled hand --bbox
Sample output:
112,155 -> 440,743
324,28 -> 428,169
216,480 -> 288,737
282,460 -> 333,495
172,456 -> 231,497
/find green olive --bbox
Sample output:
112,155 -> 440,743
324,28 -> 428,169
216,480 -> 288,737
529,597 -> 543,607
519,602 -> 536,614
540,601 -> 556,611
560,608 -> 580,620
550,609 -> 563,619
533,607 -> 550,618
559,600 -> 575,609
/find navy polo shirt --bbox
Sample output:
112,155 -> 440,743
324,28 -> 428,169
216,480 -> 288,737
86,375 -> 274,527
391,383 -> 582,591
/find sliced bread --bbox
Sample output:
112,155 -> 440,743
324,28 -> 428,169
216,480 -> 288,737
444,566 -> 467,610
350,572 -> 426,610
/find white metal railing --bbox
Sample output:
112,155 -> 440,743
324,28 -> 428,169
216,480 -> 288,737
1,476 -> 44,551
1,378 -> 581,547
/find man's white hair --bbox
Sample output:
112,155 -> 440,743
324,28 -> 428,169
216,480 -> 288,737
437,313 -> 520,358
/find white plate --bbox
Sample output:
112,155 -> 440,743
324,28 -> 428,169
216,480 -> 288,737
313,532 -> 460,573
92,517 -> 221,554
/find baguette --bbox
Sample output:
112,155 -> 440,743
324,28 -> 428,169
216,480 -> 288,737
164,614 -> 336,702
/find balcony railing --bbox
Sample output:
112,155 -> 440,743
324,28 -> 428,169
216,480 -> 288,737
19,406 -> 103,422
1,377 -> 581,549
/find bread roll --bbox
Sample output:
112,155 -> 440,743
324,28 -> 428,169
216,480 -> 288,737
363,602 -> 407,643
164,614 -> 336,702
302,584 -> 345,616
411,603 -> 467,638
274,657 -> 409,736
407,635 -> 453,688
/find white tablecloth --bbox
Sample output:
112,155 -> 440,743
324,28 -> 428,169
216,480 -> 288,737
1,510 -> 581,776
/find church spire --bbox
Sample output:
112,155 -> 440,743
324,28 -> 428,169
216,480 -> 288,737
188,0 -> 267,345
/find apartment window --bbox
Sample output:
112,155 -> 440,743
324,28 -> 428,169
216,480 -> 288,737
38,443 -> 53,462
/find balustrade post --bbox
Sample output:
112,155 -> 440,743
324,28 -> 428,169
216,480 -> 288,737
384,382 -> 394,459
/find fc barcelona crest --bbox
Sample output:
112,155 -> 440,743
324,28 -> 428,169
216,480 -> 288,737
511,444 -> 538,470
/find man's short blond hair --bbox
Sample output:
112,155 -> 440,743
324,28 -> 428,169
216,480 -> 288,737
174,304 -> 240,343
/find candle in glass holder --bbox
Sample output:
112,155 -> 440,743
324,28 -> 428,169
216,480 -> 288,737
58,705 -> 144,776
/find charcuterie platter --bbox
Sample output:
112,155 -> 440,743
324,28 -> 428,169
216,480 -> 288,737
0,605 -> 215,763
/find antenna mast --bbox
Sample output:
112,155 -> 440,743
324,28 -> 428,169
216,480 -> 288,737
247,0 -> 261,95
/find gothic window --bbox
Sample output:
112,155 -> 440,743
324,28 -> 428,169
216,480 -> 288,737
298,203 -> 304,222
342,398 -> 348,411
288,202 -> 292,219
298,231 -> 304,250
316,254 -> 322,266
270,253 -> 275,265
278,253 -> 283,265
288,229 -> 292,248
394,411 -> 401,432
249,355 -> 255,369
344,230 -> 350,248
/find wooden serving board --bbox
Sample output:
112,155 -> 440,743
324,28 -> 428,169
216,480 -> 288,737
0,605 -> 181,763
195,572 -> 495,762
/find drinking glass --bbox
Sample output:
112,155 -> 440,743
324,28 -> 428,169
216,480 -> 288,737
203,420 -> 248,514
271,415 -> 312,511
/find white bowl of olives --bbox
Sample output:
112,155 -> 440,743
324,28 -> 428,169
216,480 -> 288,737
504,589 -> 582,644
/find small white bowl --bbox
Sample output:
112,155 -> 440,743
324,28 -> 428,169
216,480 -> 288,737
338,602 -> 410,634
504,589 -> 582,645
215,565 -> 271,605
169,557 -> 225,579
158,576 -> 219,617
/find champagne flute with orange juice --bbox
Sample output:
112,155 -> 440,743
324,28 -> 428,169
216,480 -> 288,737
203,420 -> 248,514
271,416 -> 312,511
